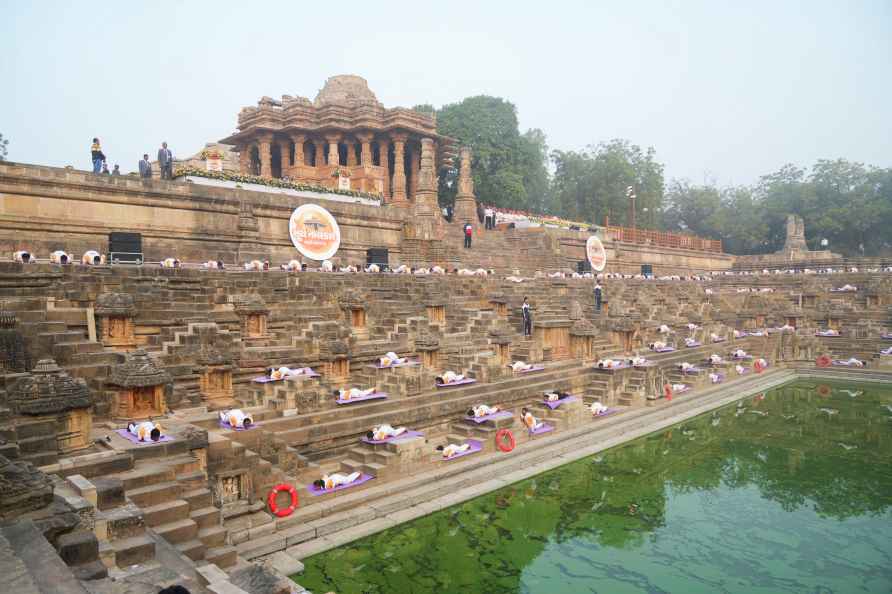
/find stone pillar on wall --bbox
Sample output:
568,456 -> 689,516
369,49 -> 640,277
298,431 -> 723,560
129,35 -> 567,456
453,146 -> 477,224
379,138 -> 391,199
258,135 -> 272,178
279,140 -> 289,178
291,134 -> 306,166
346,137 -> 358,166
404,137 -> 444,242
314,140 -> 326,167
390,133 -> 408,204
357,133 -> 373,167
409,145 -> 420,200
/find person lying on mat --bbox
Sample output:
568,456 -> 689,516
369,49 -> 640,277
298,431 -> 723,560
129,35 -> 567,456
339,265 -> 358,273
659,324 -> 674,334
521,408 -> 545,431
161,257 -> 180,268
591,401 -> 609,416
437,442 -> 471,459
367,424 -> 407,441
881,346 -> 892,355
677,362 -> 695,372
629,355 -> 648,367
266,366 -> 305,380
13,250 -> 33,263
313,471 -> 361,491
735,364 -> 746,375
686,323 -> 701,331
817,329 -> 840,336
709,354 -> 725,365
596,358 -> 623,369
127,421 -> 163,442
436,371 -> 465,385
544,390 -> 571,402
336,387 -> 376,400
379,352 -> 407,367
219,408 -> 253,429
649,341 -> 668,350
413,267 -> 430,275
837,284 -> 857,291
320,260 -> 334,272
710,333 -> 723,342
684,337 -> 699,347
364,263 -> 380,273
50,250 -> 72,265
733,329 -> 746,338
670,383 -> 687,393
732,349 -> 748,358
467,404 -> 500,418
841,357 -> 864,367
511,361 -> 534,372
749,330 -> 765,337
709,373 -> 722,384
778,324 -> 795,332
432,266 -> 445,274
82,250 -> 104,265
393,264 -> 410,274
281,259 -> 303,271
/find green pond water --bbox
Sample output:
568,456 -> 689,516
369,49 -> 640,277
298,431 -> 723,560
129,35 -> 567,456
298,381 -> 892,594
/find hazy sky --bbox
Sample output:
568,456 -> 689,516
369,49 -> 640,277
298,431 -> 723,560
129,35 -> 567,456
2,0 -> 890,185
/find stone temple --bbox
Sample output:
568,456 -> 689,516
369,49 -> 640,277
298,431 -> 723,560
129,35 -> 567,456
0,76 -> 889,594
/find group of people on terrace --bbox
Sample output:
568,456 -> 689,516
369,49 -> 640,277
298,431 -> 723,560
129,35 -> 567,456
90,136 -> 174,179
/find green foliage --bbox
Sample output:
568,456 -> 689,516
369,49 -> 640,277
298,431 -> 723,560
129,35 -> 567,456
0,133 -> 8,161
433,95 -> 549,211
550,140 -> 665,227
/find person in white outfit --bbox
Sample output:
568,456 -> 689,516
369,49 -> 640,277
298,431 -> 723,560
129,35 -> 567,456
313,472 -> 361,490
366,424 -> 407,441
219,409 -> 253,429
437,443 -> 471,459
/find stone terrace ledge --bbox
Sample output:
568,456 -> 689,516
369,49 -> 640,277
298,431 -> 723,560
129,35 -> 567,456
249,365 -> 889,568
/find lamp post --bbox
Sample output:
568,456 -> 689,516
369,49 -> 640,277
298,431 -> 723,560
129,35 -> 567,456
626,185 -> 636,230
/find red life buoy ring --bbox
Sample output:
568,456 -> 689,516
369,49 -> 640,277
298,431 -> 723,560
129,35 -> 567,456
816,355 -> 831,368
754,360 -> 764,373
663,383 -> 673,401
817,384 -> 831,397
267,483 -> 299,518
496,429 -> 515,453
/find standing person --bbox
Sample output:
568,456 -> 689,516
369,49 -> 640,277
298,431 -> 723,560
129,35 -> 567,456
484,206 -> 494,230
101,162 -> 111,175
157,141 -> 173,180
594,281 -> 603,312
90,138 -> 105,174
463,221 -> 473,249
111,164 -> 121,176
521,297 -> 533,337
138,154 -> 153,178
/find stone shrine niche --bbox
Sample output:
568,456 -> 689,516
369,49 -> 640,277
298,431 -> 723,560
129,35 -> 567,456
571,320 -> 597,360
339,290 -> 368,338
415,331 -> 440,370
537,322 -> 571,360
95,293 -> 137,349
0,306 -> 30,373
213,470 -> 252,507
426,304 -> 446,326
6,359 -> 94,456
106,349 -> 172,420
489,329 -> 511,366
201,366 -> 234,405
489,294 -> 508,318
231,294 -> 269,339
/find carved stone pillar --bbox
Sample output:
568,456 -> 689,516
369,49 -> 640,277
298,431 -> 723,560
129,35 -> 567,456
379,139 -> 390,198
291,134 -> 306,166
258,135 -> 272,178
346,137 -> 357,166
313,140 -> 326,167
390,133 -> 408,203
238,144 -> 251,174
279,140 -> 289,177
409,145 -> 420,199
454,146 -> 477,224
326,134 -> 341,167
357,133 -> 373,167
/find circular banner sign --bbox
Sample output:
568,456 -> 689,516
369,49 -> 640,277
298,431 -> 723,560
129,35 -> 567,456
586,235 -> 607,272
289,204 -> 341,261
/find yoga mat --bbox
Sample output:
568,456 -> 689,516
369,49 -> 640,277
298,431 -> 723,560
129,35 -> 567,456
815,332 -> 841,337
651,347 -> 676,353
114,428 -> 173,445
592,407 -> 619,419
684,341 -> 702,348
748,332 -> 766,337
528,423 -> 554,436
633,361 -> 656,368
672,386 -> 691,394
680,366 -> 703,374
832,360 -> 864,367
710,374 -> 725,384
465,410 -> 513,424
437,439 -> 482,461
596,362 -> 630,371
735,368 -> 751,375
881,334 -> 892,340
360,430 -> 424,445
514,365 -> 545,374
711,337 -> 726,343
437,377 -> 477,388
307,473 -> 374,496
372,359 -> 420,369
218,420 -> 255,431
544,396 -> 578,410
335,391 -> 388,405
731,354 -> 753,360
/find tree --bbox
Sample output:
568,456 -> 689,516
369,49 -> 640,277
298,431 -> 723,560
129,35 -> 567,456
433,96 -> 549,211
0,133 -> 8,161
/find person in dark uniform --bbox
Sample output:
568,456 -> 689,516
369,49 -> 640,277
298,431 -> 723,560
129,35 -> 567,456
521,297 -> 532,336
594,282 -> 603,312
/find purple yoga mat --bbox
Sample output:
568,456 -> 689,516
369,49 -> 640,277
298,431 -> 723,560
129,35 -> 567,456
731,354 -> 753,360
437,377 -> 476,388
437,439 -> 482,461
544,396 -> 578,410
336,391 -> 388,405
710,374 -> 725,384
218,420 -> 255,431
528,423 -> 554,436
832,360 -> 864,367
465,410 -> 513,424
651,347 -> 676,353
114,428 -> 173,445
360,430 -> 424,445
711,337 -> 726,343
592,407 -> 619,419
307,473 -> 374,496
684,341 -> 702,348
881,348 -> 892,355
881,333 -> 892,340
596,362 -> 630,371
633,361 -> 656,368
513,365 -> 545,374
815,332 -> 841,337
680,366 -> 703,374
372,358 -> 420,369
